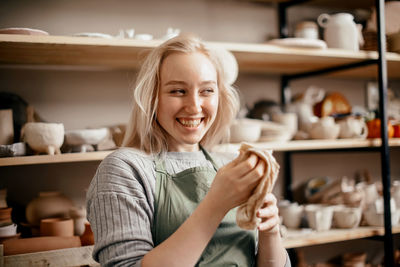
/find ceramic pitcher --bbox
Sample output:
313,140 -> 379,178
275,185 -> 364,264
317,13 -> 363,51
338,116 -> 368,139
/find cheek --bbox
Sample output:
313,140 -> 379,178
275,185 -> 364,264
208,96 -> 219,117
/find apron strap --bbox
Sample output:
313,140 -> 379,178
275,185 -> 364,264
154,146 -> 219,173
200,145 -> 219,172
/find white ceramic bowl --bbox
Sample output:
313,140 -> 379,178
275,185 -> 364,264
23,123 -> 64,155
305,204 -> 334,231
0,223 -> 17,237
363,210 -> 400,227
65,128 -> 109,146
230,119 -> 261,143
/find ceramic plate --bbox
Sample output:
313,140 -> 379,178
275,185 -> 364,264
0,27 -> 49,35
73,32 -> 113,39
267,38 -> 327,49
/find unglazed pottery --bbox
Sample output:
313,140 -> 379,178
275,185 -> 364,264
23,122 -> 64,155
65,128 -> 109,147
279,202 -> 304,229
80,222 -> 94,246
309,117 -> 340,140
333,207 -> 362,228
0,109 -> 14,145
26,191 -> 74,226
318,13 -> 362,51
40,218 -> 74,237
230,119 -> 261,143
338,116 -> 368,139
69,206 -> 87,236
0,223 -> 17,237
305,204 -> 334,231
0,207 -> 12,224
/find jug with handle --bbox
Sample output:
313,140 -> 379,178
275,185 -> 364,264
317,13 -> 363,51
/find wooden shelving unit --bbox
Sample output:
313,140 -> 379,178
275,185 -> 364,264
1,34 -> 400,78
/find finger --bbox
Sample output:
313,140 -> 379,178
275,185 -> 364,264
257,205 -> 279,219
258,217 -> 280,232
262,193 -> 277,207
231,154 -> 259,177
240,158 -> 265,183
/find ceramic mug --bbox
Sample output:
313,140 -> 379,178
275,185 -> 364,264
279,202 -> 304,229
305,204 -> 334,231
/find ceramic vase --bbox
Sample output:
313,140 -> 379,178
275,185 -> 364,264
80,222 -> 94,246
26,191 -> 74,226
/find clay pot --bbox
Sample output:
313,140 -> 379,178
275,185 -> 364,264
3,236 -> 81,256
0,207 -> 12,224
22,122 -> 64,155
333,207 -> 362,229
80,222 -> 94,246
0,109 -> 14,145
279,202 -> 304,229
26,191 -> 74,226
0,223 -> 17,237
309,117 -> 340,140
40,218 -> 74,237
305,204 -> 334,231
0,188 -> 8,209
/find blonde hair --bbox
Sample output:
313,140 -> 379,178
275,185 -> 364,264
122,34 -> 240,154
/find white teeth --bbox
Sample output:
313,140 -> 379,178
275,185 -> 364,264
178,118 -> 201,127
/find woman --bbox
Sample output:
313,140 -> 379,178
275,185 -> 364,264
86,34 -> 290,267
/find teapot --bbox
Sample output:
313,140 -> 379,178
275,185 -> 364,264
337,116 -> 368,139
309,117 -> 340,140
317,13 -> 364,51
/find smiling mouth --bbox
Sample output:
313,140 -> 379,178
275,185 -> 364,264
177,118 -> 203,128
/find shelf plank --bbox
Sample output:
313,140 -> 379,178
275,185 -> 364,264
3,245 -> 98,267
213,138 -> 400,153
1,139 -> 399,167
0,151 -> 113,167
283,226 -> 400,248
1,34 -> 400,78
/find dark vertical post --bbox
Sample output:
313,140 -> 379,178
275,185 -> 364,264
376,0 -> 394,266
278,2 -> 288,38
284,152 -> 293,201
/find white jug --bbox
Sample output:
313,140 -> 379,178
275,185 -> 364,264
318,13 -> 362,51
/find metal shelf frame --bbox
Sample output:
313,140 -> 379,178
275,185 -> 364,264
277,0 -> 394,266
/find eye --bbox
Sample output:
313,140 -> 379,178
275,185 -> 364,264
201,88 -> 215,96
170,89 -> 186,95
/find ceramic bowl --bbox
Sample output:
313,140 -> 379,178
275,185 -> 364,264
65,128 -> 109,146
363,210 -> 400,227
40,218 -> 74,237
0,223 -> 17,237
309,117 -> 340,140
23,122 -> 64,155
333,207 -> 362,228
230,119 -> 262,143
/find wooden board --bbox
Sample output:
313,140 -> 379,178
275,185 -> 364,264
3,246 -> 98,267
1,35 -> 400,78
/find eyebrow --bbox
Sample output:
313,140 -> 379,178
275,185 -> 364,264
163,80 -> 217,86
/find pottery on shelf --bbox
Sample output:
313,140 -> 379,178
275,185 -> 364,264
337,116 -> 368,139
309,117 -> 340,140
69,206 -> 87,236
0,223 -> 17,237
0,109 -> 14,145
0,189 -> 7,208
0,207 -> 12,224
40,218 -> 74,237
0,142 -> 27,157
80,222 -> 94,246
279,202 -> 304,229
22,122 -> 64,155
65,127 -> 109,152
333,207 -> 362,228
305,204 -> 334,231
230,119 -> 262,143
26,191 -> 74,226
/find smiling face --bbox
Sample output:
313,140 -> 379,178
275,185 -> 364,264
157,52 -> 219,152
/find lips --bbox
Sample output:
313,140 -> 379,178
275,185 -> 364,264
177,118 -> 203,128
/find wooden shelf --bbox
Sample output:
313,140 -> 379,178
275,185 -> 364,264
1,245 -> 98,267
0,151 -> 113,167
249,0 -> 377,9
283,225 -> 400,248
213,138 -> 400,153
1,139 -> 399,167
1,34 -> 400,78
0,226 -> 399,266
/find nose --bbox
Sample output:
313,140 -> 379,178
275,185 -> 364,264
184,92 -> 202,114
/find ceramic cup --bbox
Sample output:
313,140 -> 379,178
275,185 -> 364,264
305,204 -> 334,231
279,202 -> 304,229
271,112 -> 298,136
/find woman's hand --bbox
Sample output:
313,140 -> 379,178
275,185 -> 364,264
207,153 -> 266,214
257,193 -> 280,234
